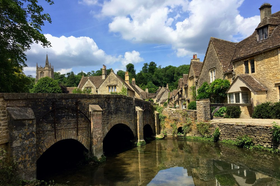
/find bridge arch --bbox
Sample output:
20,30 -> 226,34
103,123 -> 135,155
36,139 -> 88,180
143,124 -> 154,140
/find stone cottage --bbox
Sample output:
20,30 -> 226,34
197,37 -> 236,88
227,3 -> 280,116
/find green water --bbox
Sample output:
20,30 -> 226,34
50,139 -> 280,186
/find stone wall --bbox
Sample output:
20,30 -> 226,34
0,98 -> 8,145
196,99 -> 211,122
233,49 -> 280,104
213,122 -> 274,148
162,108 -> 197,136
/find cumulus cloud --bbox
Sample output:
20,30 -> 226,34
25,34 -> 143,76
121,50 -> 144,67
99,0 -> 260,57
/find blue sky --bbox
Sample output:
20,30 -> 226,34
24,0 -> 280,77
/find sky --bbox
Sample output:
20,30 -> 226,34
23,0 -> 280,77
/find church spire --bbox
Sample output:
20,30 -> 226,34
45,54 -> 49,67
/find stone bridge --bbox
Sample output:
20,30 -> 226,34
0,93 -> 159,180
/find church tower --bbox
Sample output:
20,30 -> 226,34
36,54 -> 54,82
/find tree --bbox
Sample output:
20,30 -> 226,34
117,70 -> 125,80
0,0 -> 53,92
31,77 -> 62,93
126,63 -> 136,79
209,79 -> 230,103
197,82 -> 210,100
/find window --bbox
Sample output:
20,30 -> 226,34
209,69 -> 216,83
229,93 -> 234,103
244,61 -> 249,74
108,85 -> 116,93
250,59 -> 255,73
235,93 -> 240,103
258,26 -> 268,41
242,92 -> 249,103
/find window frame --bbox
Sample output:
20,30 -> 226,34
258,26 -> 268,41
244,60 -> 249,74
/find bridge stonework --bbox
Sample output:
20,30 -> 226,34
0,93 -> 156,180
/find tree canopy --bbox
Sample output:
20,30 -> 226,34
0,0 -> 53,92
30,77 -> 62,93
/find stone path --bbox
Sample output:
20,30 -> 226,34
211,118 -> 280,126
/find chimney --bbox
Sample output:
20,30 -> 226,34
166,83 -> 169,90
145,88 -> 149,93
125,71 -> 129,84
132,78 -> 136,85
191,54 -> 200,62
259,3 -> 272,22
102,65 -> 107,79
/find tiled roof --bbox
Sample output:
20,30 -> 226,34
78,76 -> 104,89
191,61 -> 203,77
232,11 -> 280,61
238,74 -> 268,92
210,37 -> 236,73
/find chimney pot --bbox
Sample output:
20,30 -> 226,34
259,3 -> 272,22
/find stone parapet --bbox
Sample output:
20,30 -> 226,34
196,99 -> 211,122
0,98 -> 8,145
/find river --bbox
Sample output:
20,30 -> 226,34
47,138 -> 280,186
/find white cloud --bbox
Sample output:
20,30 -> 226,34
99,0 -> 260,56
23,67 -> 36,77
78,0 -> 98,6
25,34 -> 144,76
58,68 -> 73,75
121,50 -> 144,67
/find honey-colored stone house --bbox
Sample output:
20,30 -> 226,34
187,55 -> 203,103
197,37 -> 236,88
77,65 -> 135,98
227,3 -> 280,117
77,65 -> 147,99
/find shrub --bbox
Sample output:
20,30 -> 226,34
197,122 -> 210,137
188,101 -> 196,110
236,135 -> 254,148
272,122 -> 280,143
272,102 -> 280,119
252,102 -> 273,118
171,122 -> 177,136
213,127 -> 220,142
225,106 -> 241,118
214,106 -> 227,117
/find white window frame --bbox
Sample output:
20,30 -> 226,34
209,69 -> 216,83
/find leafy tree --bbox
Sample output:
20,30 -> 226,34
197,82 -> 210,100
209,79 -> 230,103
148,61 -> 157,74
126,63 -> 136,79
31,77 -> 62,93
0,0 -> 53,92
117,70 -> 125,80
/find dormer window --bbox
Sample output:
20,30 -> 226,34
258,26 -> 268,41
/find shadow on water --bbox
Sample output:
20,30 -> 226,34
36,139 -> 88,180
45,138 -> 280,185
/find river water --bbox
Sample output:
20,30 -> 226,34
49,139 -> 280,186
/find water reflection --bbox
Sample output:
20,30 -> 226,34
49,139 -> 280,186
